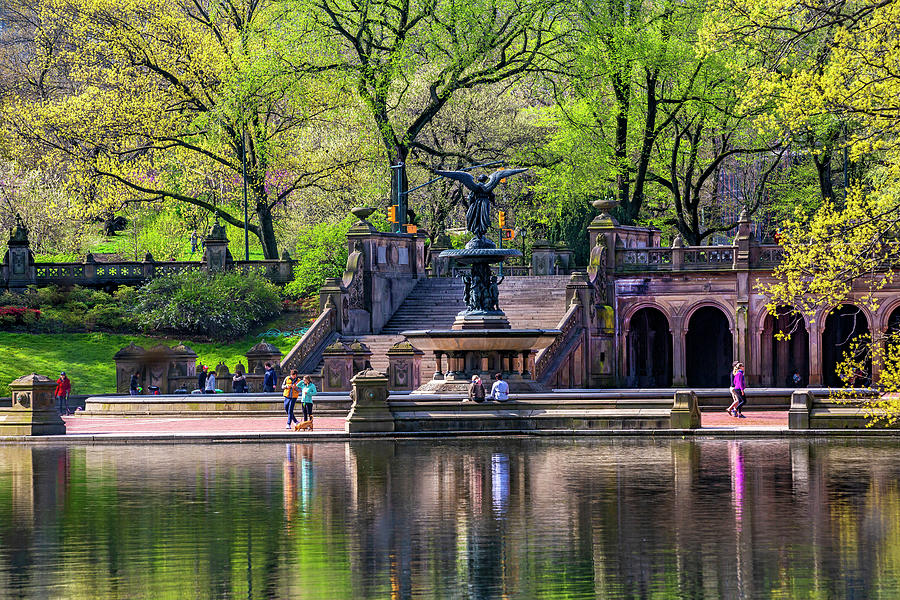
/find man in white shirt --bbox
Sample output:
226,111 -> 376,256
490,373 -> 509,402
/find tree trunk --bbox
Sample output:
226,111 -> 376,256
251,181 -> 279,259
813,150 -> 835,203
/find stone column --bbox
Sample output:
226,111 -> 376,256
671,316 -> 687,387
386,341 -> 423,391
432,351 -> 444,380
346,369 -> 394,433
2,374 -> 65,435
245,342 -> 283,376
671,390 -> 700,429
808,320 -> 822,386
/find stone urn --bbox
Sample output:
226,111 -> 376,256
350,206 -> 376,224
591,198 -> 619,218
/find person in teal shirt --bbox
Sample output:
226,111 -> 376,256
300,375 -> 317,426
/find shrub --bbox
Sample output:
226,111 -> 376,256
132,269 -> 281,340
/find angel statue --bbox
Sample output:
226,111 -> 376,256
433,167 -> 528,244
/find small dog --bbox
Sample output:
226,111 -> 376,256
293,419 -> 313,431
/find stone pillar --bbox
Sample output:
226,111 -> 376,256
4,216 -> 35,289
671,390 -> 700,429
113,342 -> 147,394
83,253 -> 97,282
2,374 -> 65,435
531,239 -> 554,275
788,390 -> 813,429
432,351 -> 444,380
348,339 -> 373,376
202,221 -> 231,272
386,341 -> 423,391
429,234 -> 451,276
671,316 -> 687,387
144,344 -> 176,394
214,362 -> 230,389
279,250 -> 294,282
808,320 -> 822,386
245,342 -> 283,375
732,208 -> 754,269
322,340 -> 354,392
142,252 -> 155,279
346,369 -> 394,433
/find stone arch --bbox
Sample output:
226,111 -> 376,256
822,304 -> 871,386
686,305 -> 734,387
684,300 -> 736,332
759,306 -> 809,386
877,298 -> 900,333
625,306 -> 673,387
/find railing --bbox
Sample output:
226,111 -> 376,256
14,257 -> 291,288
281,307 -> 338,373
534,303 -> 583,382
753,245 -> 784,268
682,247 -> 734,269
616,248 -> 673,271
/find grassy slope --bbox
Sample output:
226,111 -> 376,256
0,331 -> 300,396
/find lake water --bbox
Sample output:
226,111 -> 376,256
1,438 -> 899,599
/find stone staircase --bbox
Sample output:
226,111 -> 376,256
341,276 -> 571,381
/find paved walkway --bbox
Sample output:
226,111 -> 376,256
61,410 -> 789,436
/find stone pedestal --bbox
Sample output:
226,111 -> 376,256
322,340 -> 354,391
348,339 -> 373,375
246,342 -> 282,375
114,342 -> 146,394
670,390 -> 700,429
346,369 -> 394,433
1,374 -> 66,435
531,240 -> 555,275
386,341 -> 423,390
5,218 -> 35,289
202,221 -> 232,272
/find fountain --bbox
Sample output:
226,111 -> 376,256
402,168 -> 560,393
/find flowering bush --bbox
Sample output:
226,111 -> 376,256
0,307 -> 41,324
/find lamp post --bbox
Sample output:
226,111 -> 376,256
241,129 -> 249,261
518,227 -> 528,269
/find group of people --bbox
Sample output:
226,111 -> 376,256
466,372 -> 510,403
282,369 -> 318,429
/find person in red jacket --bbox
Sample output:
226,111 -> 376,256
55,371 -> 72,415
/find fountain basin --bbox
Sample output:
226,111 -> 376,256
402,328 -> 561,394
439,247 -> 521,265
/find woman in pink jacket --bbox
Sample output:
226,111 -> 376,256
727,363 -> 747,418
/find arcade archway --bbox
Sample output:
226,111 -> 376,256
626,307 -> 672,387
760,308 -> 809,386
686,306 -> 733,387
822,305 -> 870,386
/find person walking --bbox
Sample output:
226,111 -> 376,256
468,375 -> 486,403
490,372 -> 509,402
300,375 -> 317,427
129,371 -> 140,396
282,369 -> 302,429
55,371 -> 72,415
263,362 -> 277,392
727,362 -> 747,418
197,365 -> 207,393
204,369 -> 216,394
190,229 -> 199,255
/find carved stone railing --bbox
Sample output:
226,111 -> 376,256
681,247 -> 734,269
616,248 -> 673,271
12,257 -> 292,289
534,303 -> 583,382
753,244 -> 785,268
281,307 -> 338,373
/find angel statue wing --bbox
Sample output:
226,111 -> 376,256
485,168 -> 528,191
433,170 -> 478,191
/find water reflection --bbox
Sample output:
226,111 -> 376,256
2,439 -> 900,598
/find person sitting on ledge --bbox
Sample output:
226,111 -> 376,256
490,372 -> 509,403
467,375 -> 485,403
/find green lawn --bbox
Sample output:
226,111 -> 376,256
0,331 -> 301,396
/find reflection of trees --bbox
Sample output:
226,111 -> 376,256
3,441 -> 900,597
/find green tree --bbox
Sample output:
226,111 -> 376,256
3,0 -> 364,259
